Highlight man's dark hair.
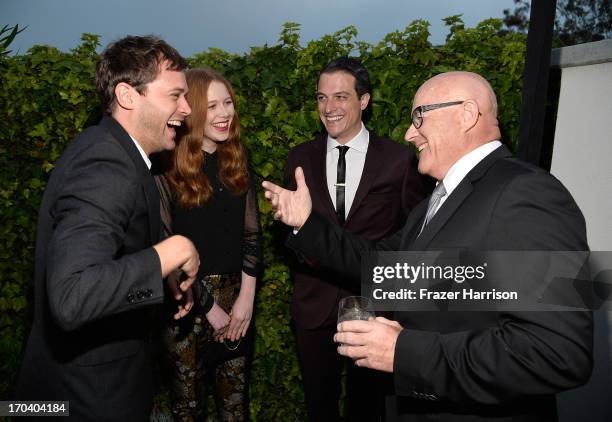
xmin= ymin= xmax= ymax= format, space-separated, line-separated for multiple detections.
xmin=319 ymin=57 xmax=371 ymax=97
xmin=95 ymin=35 xmax=188 ymax=114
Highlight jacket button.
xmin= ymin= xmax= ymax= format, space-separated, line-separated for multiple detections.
xmin=145 ymin=289 xmax=153 ymax=298
xmin=127 ymin=293 xmax=135 ymax=303
xmin=136 ymin=290 xmax=144 ymax=299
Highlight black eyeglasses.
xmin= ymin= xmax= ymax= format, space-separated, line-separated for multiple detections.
xmin=411 ymin=101 xmax=464 ymax=129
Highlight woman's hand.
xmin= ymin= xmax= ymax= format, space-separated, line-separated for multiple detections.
xmin=225 ymin=272 xmax=256 ymax=342
xmin=205 ymin=302 xmax=230 ymax=342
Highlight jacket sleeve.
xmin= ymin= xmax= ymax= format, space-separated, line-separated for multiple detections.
xmin=286 ymin=211 xmax=404 ymax=281
xmin=46 ymin=140 xmax=164 ymax=331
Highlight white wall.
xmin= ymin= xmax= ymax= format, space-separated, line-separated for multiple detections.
xmin=549 ymin=40 xmax=612 ymax=422
xmin=551 ymin=61 xmax=612 ymax=252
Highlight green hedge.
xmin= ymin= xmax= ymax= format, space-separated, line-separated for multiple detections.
xmin=0 ymin=18 xmax=525 ymax=420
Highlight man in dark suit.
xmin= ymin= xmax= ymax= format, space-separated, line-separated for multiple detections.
xmin=285 ymin=57 xmax=425 ymax=421
xmin=263 ymin=71 xmax=593 ymax=421
xmin=16 ymin=36 xmax=201 ymax=420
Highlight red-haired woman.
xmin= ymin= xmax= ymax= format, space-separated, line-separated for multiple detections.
xmin=156 ymin=67 xmax=261 ymax=421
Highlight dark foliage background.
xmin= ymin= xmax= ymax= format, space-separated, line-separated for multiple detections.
xmin=502 ymin=0 xmax=612 ymax=46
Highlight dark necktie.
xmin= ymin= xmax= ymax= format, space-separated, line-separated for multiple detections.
xmin=335 ymin=145 xmax=350 ymax=224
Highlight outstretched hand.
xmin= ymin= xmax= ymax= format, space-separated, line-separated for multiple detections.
xmin=262 ymin=167 xmax=312 ymax=229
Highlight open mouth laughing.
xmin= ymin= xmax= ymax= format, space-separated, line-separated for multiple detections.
xmin=212 ymin=121 xmax=230 ymax=131
xmin=325 ymin=115 xmax=343 ymax=122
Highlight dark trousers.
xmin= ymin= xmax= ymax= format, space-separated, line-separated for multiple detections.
xmin=295 ymin=321 xmax=385 ymax=422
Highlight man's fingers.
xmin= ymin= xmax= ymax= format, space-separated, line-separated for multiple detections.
xmin=179 ymin=276 xmax=195 ymax=292
xmin=337 ymin=319 xmax=372 ymax=333
xmin=173 ymin=304 xmax=188 ymax=320
xmin=166 ymin=278 xmax=182 ymax=301
xmin=184 ymin=287 xmax=193 ymax=312
xmin=334 ymin=331 xmax=366 ymax=346
xmin=337 ymin=344 xmax=368 ymax=360
xmin=375 ymin=316 xmax=401 ymax=328
xmin=353 ymin=357 xmax=369 ymax=368
xmin=262 ymin=180 xmax=283 ymax=194
xmin=172 ymin=287 xmax=194 ymax=320
xmin=295 ymin=167 xmax=306 ymax=190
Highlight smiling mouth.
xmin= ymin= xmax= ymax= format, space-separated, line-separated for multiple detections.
xmin=212 ymin=121 xmax=229 ymax=130
xmin=417 ymin=143 xmax=428 ymax=152
xmin=325 ymin=115 xmax=343 ymax=122
xmin=167 ymin=119 xmax=183 ymax=128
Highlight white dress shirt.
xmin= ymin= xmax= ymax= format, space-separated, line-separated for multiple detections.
xmin=432 ymin=140 xmax=502 ymax=214
xmin=129 ymin=135 xmax=152 ymax=170
xmin=326 ymin=123 xmax=369 ymax=219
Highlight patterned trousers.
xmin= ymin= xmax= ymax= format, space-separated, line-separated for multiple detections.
xmin=161 ymin=273 xmax=248 ymax=422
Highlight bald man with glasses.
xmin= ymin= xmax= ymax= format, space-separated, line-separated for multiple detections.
xmin=262 ymin=71 xmax=593 ymax=422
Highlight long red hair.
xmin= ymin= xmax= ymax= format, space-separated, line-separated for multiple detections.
xmin=166 ymin=67 xmax=249 ymax=207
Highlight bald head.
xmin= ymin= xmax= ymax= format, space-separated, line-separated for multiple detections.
xmin=417 ymin=71 xmax=498 ymax=119
xmin=404 ymin=71 xmax=502 ymax=180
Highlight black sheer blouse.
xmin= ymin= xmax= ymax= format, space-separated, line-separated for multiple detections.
xmin=171 ymin=151 xmax=262 ymax=281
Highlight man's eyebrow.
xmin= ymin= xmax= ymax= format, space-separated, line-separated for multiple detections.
xmin=316 ymin=91 xmax=352 ymax=96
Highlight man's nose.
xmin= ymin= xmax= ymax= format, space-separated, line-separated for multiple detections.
xmin=325 ymin=98 xmax=338 ymax=114
xmin=179 ymin=96 xmax=191 ymax=116
xmin=404 ymin=124 xmax=417 ymax=143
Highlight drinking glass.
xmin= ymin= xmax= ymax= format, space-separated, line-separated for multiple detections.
xmin=337 ymin=296 xmax=375 ymax=324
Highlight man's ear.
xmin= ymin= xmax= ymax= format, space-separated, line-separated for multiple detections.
xmin=114 ymin=82 xmax=137 ymax=110
xmin=360 ymin=93 xmax=371 ymax=110
xmin=461 ymin=99 xmax=480 ymax=131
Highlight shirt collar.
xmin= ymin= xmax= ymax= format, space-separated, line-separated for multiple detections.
xmin=326 ymin=122 xmax=369 ymax=153
xmin=129 ymin=135 xmax=152 ymax=170
xmin=441 ymin=140 xmax=502 ymax=196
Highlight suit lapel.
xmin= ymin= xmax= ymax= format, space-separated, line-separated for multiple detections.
xmin=410 ymin=144 xmax=512 ymax=250
xmin=100 ymin=116 xmax=161 ymax=244
xmin=411 ymin=182 xmax=473 ymax=250
xmin=399 ymin=199 xmax=428 ymax=248
xmin=345 ymin=133 xmax=384 ymax=224
xmin=143 ymin=175 xmax=162 ymax=243
xmin=309 ymin=133 xmax=339 ymax=222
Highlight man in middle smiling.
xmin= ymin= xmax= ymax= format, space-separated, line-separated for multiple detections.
xmin=284 ymin=57 xmax=426 ymax=421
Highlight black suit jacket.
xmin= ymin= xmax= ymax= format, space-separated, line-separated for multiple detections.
xmin=16 ymin=116 xmax=165 ymax=420
xmin=285 ymin=131 xmax=425 ymax=328
xmin=287 ymin=145 xmax=593 ymax=421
